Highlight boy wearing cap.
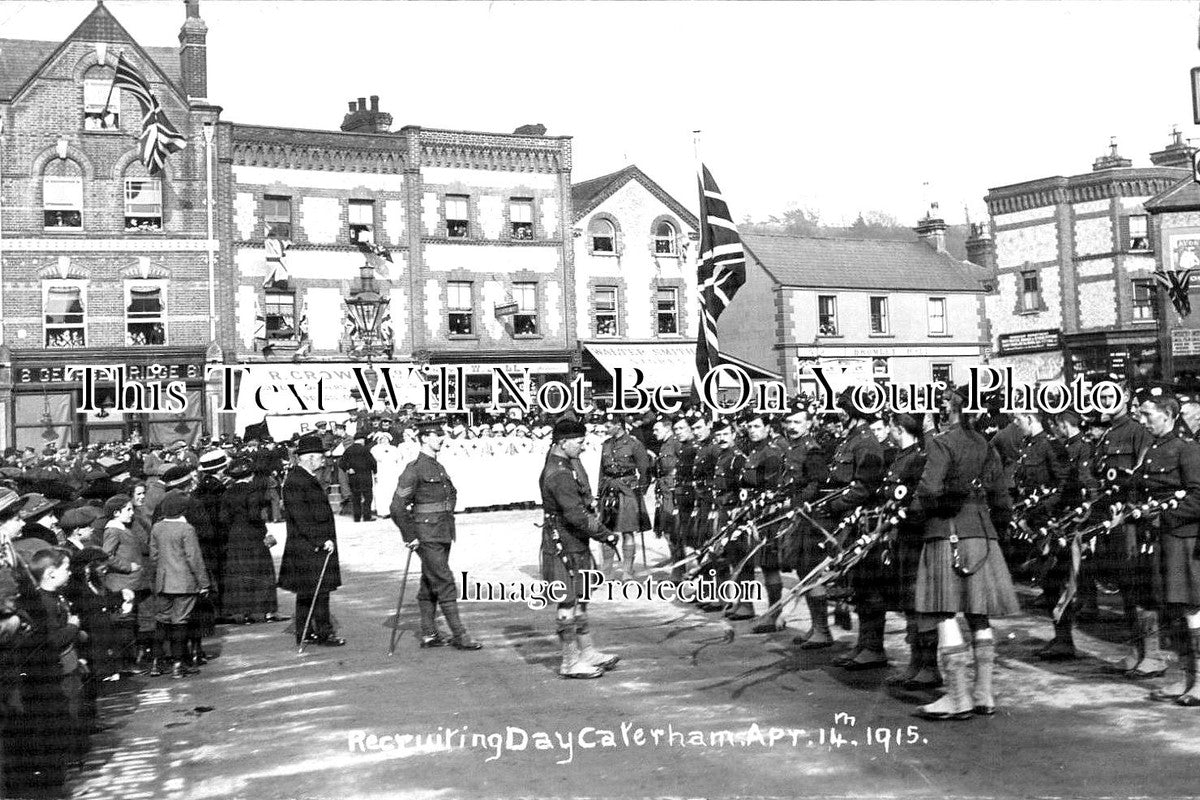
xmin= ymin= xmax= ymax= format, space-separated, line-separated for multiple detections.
xmin=391 ymin=419 xmax=481 ymax=650
xmin=149 ymin=491 xmax=210 ymax=678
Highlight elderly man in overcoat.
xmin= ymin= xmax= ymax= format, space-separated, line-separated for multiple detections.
xmin=278 ymin=436 xmax=344 ymax=647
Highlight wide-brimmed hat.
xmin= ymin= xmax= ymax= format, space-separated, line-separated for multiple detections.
xmin=198 ymin=450 xmax=229 ymax=474
xmin=18 ymin=492 xmax=58 ymax=521
xmin=225 ymin=458 xmax=254 ymax=480
xmin=162 ymin=464 xmax=195 ymax=489
xmin=295 ymin=436 xmax=325 ymax=456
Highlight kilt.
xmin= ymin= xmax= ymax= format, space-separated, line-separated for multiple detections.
xmin=849 ymin=547 xmax=892 ymax=608
xmin=540 ymin=548 xmax=595 ymax=606
xmin=1151 ymin=533 xmax=1200 ymax=607
xmin=914 ymin=537 xmax=1020 ymax=616
xmin=788 ymin=515 xmax=837 ymax=578
xmin=886 ymin=534 xmax=923 ymax=612
xmin=601 ymin=482 xmax=650 ymax=533
xmin=753 ymin=536 xmax=782 ymax=571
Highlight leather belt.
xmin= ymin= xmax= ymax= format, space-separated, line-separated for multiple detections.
xmin=413 ymin=502 xmax=454 ymax=513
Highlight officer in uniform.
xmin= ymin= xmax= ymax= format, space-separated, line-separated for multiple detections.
xmin=735 ymin=413 xmax=785 ymax=632
xmin=670 ymin=416 xmax=698 ymax=581
xmin=1093 ymin=383 xmax=1160 ymax=676
xmin=650 ymin=417 xmax=683 ymax=575
xmin=540 ymin=419 xmax=621 ymax=679
xmin=796 ymin=396 xmax=884 ymax=649
xmin=391 ymin=418 xmax=481 ymax=650
xmin=778 ymin=404 xmax=826 ymax=590
xmin=598 ymin=413 xmax=651 ymax=578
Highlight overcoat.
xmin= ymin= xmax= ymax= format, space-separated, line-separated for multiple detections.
xmin=278 ymin=465 xmax=342 ymax=593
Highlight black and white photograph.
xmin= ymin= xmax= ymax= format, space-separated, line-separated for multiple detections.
xmin=2 ymin=0 xmax=1200 ymax=797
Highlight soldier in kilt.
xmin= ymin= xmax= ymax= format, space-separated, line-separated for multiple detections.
xmin=880 ymin=414 xmax=937 ymax=687
xmin=689 ymin=416 xmax=718 ymax=552
xmin=708 ymin=420 xmax=746 ymax=615
xmin=540 ymin=419 xmax=621 ymax=679
xmin=650 ymin=417 xmax=683 ymax=576
xmin=734 ymin=413 xmax=785 ymax=633
xmin=1132 ymin=392 xmax=1200 ymax=706
xmin=1093 ymin=384 xmax=1162 ymax=676
xmin=670 ymin=417 xmax=698 ymax=581
xmin=913 ymin=393 xmax=1019 ymax=721
xmin=598 ymin=414 xmax=651 ymax=578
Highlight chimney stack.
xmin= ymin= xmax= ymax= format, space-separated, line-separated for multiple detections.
xmin=966 ymin=221 xmax=997 ymax=273
xmin=1093 ymin=136 xmax=1132 ymax=171
xmin=341 ymin=94 xmax=393 ymax=133
xmin=178 ymin=0 xmax=208 ymax=100
xmin=914 ymin=202 xmax=947 ymax=255
xmin=1150 ymin=126 xmax=1196 ymax=169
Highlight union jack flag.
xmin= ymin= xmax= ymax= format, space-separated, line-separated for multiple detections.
xmin=1154 ymin=268 xmax=1195 ymax=317
xmin=109 ymin=53 xmax=186 ymax=176
xmin=694 ymin=164 xmax=746 ymax=389
xmin=355 ymin=237 xmax=393 ymax=279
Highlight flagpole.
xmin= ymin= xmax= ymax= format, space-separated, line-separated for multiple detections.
xmin=691 ymin=130 xmax=706 ymax=404
xmin=100 ymin=50 xmax=121 ymax=123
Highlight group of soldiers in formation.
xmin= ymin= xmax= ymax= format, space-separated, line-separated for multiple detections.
xmin=535 ymin=383 xmax=1200 ymax=723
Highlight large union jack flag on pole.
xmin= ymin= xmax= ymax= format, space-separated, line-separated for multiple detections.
xmin=1155 ymin=268 xmax=1195 ymax=317
xmin=108 ymin=53 xmax=187 ymax=176
xmin=694 ymin=163 xmax=747 ymax=390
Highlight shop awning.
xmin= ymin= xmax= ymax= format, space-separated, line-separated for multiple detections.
xmin=583 ymin=342 xmax=782 ymax=390
xmin=584 ymin=342 xmax=697 ymax=391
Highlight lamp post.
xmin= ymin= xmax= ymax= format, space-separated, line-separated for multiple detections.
xmin=344 ymin=263 xmax=389 ymax=362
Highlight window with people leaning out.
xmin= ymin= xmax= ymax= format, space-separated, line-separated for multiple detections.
xmin=655 ymin=220 xmax=678 ymax=255
xmin=594 ymin=286 xmax=618 ymax=336
xmin=126 ymin=283 xmax=166 ymax=346
xmin=510 ymin=198 xmax=533 ymax=240
xmin=349 ymin=199 xmax=374 ymax=243
xmin=43 ymin=160 xmax=83 ymax=229
xmin=263 ymin=195 xmax=292 ymax=239
xmin=869 ymin=296 xmax=889 ymax=335
xmin=265 ymin=291 xmax=296 ymax=340
xmin=446 ymin=195 xmax=470 ymax=238
xmin=45 ymin=284 xmax=86 ymax=348
xmin=512 ymin=283 xmax=538 ymax=335
xmin=657 ymin=286 xmax=679 ymax=335
xmin=818 ymin=295 xmax=838 ymax=336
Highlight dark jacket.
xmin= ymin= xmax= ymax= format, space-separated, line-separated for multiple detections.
xmin=390 ymin=452 xmax=456 ymax=544
xmin=339 ymin=442 xmax=378 ymax=491
xmin=1133 ymin=430 xmax=1200 ymax=538
xmin=278 ymin=465 xmax=341 ymax=593
xmin=540 ymin=453 xmax=612 ymax=556
xmin=824 ymin=422 xmax=885 ymax=516
xmin=913 ymin=424 xmax=1009 ymax=541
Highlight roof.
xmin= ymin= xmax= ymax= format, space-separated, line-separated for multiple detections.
xmin=0 ymin=4 xmax=182 ymax=102
xmin=742 ymin=232 xmax=991 ymax=292
xmin=1146 ymin=176 xmax=1200 ymax=214
xmin=571 ymin=165 xmax=698 ymax=228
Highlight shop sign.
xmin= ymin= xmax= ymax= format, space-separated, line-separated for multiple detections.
xmin=997 ymin=329 xmax=1062 ymax=356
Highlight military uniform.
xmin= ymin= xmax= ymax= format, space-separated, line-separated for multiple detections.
xmin=599 ymin=432 xmax=651 ymax=533
xmin=672 ymin=436 xmax=697 ymax=572
xmin=1012 ymin=430 xmax=1069 ymax=526
xmin=540 ymin=453 xmax=617 ymax=603
xmin=1093 ymin=413 xmax=1153 ymax=600
xmin=690 ymin=436 xmax=719 ymax=550
xmin=391 ymin=451 xmax=477 ymax=648
xmin=779 ymin=432 xmax=827 ymax=570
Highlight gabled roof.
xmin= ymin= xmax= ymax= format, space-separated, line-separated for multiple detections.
xmin=571 ymin=165 xmax=698 ymax=228
xmin=742 ymin=232 xmax=991 ymax=292
xmin=1146 ymin=176 xmax=1200 ymax=214
xmin=1 ymin=3 xmax=183 ymax=103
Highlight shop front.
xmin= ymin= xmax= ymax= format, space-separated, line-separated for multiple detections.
xmin=4 ymin=347 xmax=210 ymax=450
xmin=426 ymin=350 xmax=575 ymax=413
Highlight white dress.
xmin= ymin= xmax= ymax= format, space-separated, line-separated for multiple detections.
xmin=371 ymin=441 xmax=403 ymax=516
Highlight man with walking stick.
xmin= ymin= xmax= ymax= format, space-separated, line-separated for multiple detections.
xmin=279 ymin=436 xmax=345 ymax=648
xmin=391 ymin=418 xmax=482 ymax=651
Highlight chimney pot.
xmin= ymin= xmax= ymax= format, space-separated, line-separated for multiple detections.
xmin=348 ymin=101 xmax=356 ymax=112
xmin=358 ymin=97 xmax=367 ymax=111
xmin=370 ymin=95 xmax=379 ymax=111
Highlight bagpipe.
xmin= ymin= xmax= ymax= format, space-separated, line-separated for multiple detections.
xmin=1006 ymin=484 xmax=1059 ymax=541
xmin=753 ymin=484 xmax=914 ymax=622
xmin=1046 ymin=489 xmax=1185 ymax=622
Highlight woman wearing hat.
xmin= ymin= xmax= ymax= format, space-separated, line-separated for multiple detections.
xmin=100 ymin=494 xmax=147 ymax=672
xmin=219 ymin=458 xmax=280 ymax=624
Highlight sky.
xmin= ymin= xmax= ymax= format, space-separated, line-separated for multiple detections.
xmin=3 ymin=0 xmax=1200 ymax=227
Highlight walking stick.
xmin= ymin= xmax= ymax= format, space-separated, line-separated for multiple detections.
xmin=387 ymin=547 xmax=416 ymax=657
xmin=640 ymin=530 xmax=648 ymax=570
xmin=297 ymin=549 xmax=334 ymax=654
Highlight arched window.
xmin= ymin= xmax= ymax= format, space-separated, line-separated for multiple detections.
xmin=588 ymin=217 xmax=615 ymax=254
xmin=43 ymin=160 xmax=83 ymax=229
xmin=654 ymin=220 xmax=678 ymax=256
xmin=123 ymin=162 xmax=163 ymax=231
xmin=82 ymin=65 xmax=120 ymax=131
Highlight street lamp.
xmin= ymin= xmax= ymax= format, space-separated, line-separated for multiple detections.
xmin=344 ymin=263 xmax=390 ymax=361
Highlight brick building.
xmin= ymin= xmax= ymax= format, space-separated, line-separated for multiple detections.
xmin=221 ymin=106 xmax=577 ymax=425
xmin=982 ymin=136 xmax=1191 ymax=384
xmin=1142 ymin=156 xmax=1200 ymax=382
xmin=719 ymin=213 xmax=992 ymax=397
xmin=0 ymin=1 xmax=222 ymax=449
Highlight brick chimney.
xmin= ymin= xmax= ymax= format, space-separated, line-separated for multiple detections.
xmin=178 ymin=0 xmax=208 ymax=100
xmin=1093 ymin=136 xmax=1132 ymax=171
xmin=914 ymin=202 xmax=947 ymax=254
xmin=340 ymin=95 xmax=393 ymax=133
xmin=1150 ymin=127 xmax=1195 ymax=168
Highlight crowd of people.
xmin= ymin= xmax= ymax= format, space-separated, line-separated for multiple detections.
xmin=4 ymin=380 xmax=1200 ymax=788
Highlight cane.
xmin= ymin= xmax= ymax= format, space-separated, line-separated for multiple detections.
xmin=297 ymin=548 xmax=334 ymax=654
xmin=640 ymin=530 xmax=648 ymax=570
xmin=387 ymin=547 xmax=415 ymax=657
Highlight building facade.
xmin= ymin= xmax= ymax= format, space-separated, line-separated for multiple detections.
xmin=982 ymin=137 xmax=1191 ymax=384
xmin=570 ymin=166 xmax=707 ymax=397
xmin=0 ymin=1 xmax=222 ymax=450
xmin=721 ymin=218 xmax=992 ymax=398
xmin=1143 ymin=168 xmax=1200 ymax=382
xmin=221 ymin=110 xmax=576 ymax=423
